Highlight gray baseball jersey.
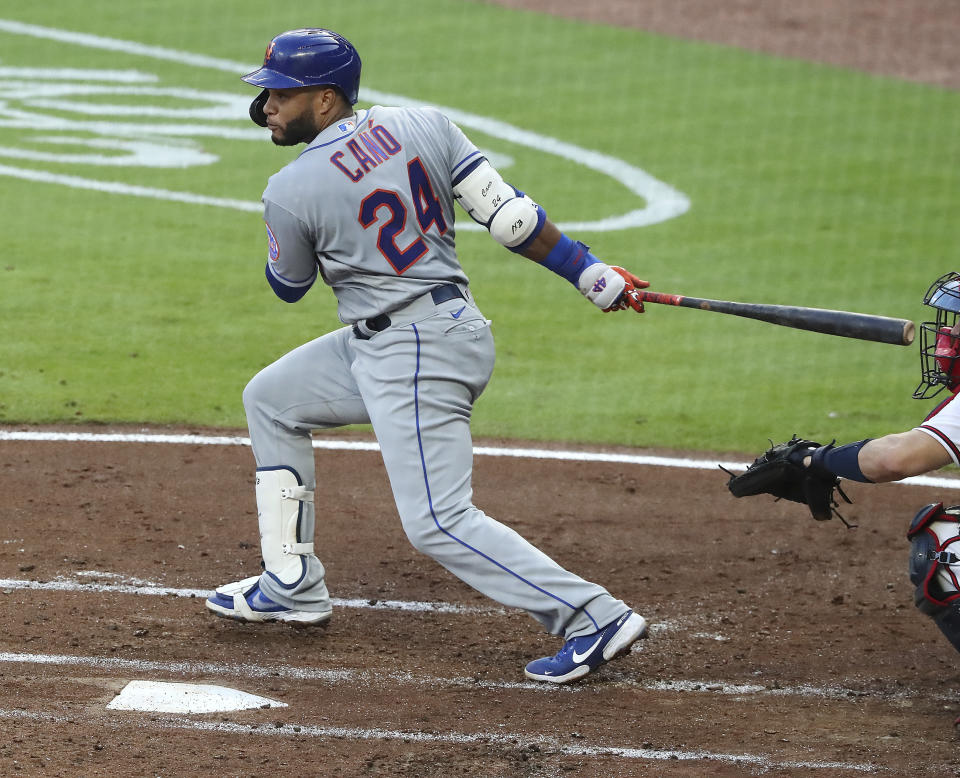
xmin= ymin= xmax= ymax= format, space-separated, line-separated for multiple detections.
xmin=262 ymin=106 xmax=474 ymax=323
xmin=243 ymin=104 xmax=629 ymax=640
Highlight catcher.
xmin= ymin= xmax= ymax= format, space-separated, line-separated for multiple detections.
xmin=726 ymin=271 xmax=960 ymax=694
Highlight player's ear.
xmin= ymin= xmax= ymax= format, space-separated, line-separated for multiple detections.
xmin=313 ymin=85 xmax=342 ymax=110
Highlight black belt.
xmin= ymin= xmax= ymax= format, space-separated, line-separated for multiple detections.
xmin=352 ymin=284 xmax=465 ymax=340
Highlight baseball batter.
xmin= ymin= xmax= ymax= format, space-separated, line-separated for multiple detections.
xmin=205 ymin=28 xmax=649 ymax=683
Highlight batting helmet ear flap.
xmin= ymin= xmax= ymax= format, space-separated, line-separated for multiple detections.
xmin=249 ymin=89 xmax=269 ymax=127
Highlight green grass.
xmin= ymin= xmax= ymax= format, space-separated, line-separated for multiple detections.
xmin=0 ymin=1 xmax=957 ymax=451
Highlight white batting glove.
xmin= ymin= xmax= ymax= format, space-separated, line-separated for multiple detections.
xmin=577 ymin=264 xmax=649 ymax=312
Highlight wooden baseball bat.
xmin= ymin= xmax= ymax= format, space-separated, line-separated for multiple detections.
xmin=633 ymin=290 xmax=915 ymax=346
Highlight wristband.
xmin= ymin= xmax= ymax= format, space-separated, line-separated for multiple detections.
xmin=813 ymin=439 xmax=874 ymax=483
xmin=540 ymin=234 xmax=600 ymax=286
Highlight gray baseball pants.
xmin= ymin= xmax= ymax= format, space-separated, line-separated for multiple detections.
xmin=241 ymin=287 xmax=628 ymax=639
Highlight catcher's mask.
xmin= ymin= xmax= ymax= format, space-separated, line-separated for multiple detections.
xmin=914 ymin=271 xmax=960 ymax=400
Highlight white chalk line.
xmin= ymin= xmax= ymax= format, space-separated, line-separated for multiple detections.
xmin=0 ymin=707 xmax=875 ymax=772
xmin=0 ymin=568 xmax=905 ymax=772
xmin=0 ymin=572 xmax=679 ymax=637
xmin=2 ymin=428 xmax=959 ymax=489
xmin=0 ymin=163 xmax=262 ymax=210
xmin=0 ymin=646 xmax=943 ymax=704
xmin=0 ymin=575 xmax=495 ymax=616
xmin=0 ymin=574 xmax=949 ymax=704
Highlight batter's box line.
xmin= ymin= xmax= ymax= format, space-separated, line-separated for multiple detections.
xmin=0 ymin=575 xmax=502 ymax=616
xmin=0 ymin=573 xmax=680 ymax=640
xmin=1 ymin=575 xmax=947 ymax=703
xmin=0 ymin=706 xmax=878 ymax=772
xmin=3 ymin=575 xmax=943 ymax=704
xmin=0 ymin=648 xmax=950 ymax=705
xmin=0 ymin=649 xmax=564 ymax=693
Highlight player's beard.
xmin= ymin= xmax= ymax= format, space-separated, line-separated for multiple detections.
xmin=271 ymin=113 xmax=320 ymax=147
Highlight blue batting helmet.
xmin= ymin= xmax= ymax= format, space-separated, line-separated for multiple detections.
xmin=243 ymin=28 xmax=362 ymax=103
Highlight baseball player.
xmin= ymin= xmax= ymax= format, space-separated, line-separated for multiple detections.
xmin=204 ymin=28 xmax=649 ymax=683
xmin=785 ymin=273 xmax=960 ymax=488
xmin=730 ymin=272 xmax=960 ymax=674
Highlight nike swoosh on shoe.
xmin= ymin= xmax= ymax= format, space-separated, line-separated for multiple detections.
xmin=571 ymin=635 xmax=604 ymax=663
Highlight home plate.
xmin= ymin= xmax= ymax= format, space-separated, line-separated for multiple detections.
xmin=107 ymin=680 xmax=287 ymax=713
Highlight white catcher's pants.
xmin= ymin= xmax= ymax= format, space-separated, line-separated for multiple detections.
xmin=242 ymin=289 xmax=628 ymax=638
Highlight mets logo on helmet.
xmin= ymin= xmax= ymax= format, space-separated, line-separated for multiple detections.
xmin=264 ymin=40 xmax=276 ymax=64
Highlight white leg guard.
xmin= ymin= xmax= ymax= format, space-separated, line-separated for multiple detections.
xmin=256 ymin=466 xmax=315 ymax=587
xmin=214 ymin=575 xmax=260 ymax=598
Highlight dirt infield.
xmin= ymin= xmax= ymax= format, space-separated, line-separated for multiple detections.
xmin=1 ymin=427 xmax=959 ymax=776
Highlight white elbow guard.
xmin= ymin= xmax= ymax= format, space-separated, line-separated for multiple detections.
xmin=453 ymin=159 xmax=545 ymax=250
xmin=489 ymin=195 xmax=544 ymax=249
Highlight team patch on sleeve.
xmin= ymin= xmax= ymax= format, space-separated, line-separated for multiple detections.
xmin=265 ymin=222 xmax=279 ymax=261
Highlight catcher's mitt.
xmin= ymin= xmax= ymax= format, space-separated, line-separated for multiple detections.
xmin=723 ymin=436 xmax=853 ymax=525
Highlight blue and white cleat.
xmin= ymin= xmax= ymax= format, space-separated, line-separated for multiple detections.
xmin=205 ymin=575 xmax=332 ymax=625
xmin=524 ymin=610 xmax=648 ymax=683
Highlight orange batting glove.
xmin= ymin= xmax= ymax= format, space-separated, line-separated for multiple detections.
xmin=603 ymin=267 xmax=650 ymax=313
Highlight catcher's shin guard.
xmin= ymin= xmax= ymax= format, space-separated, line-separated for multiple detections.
xmin=256 ymin=465 xmax=315 ymax=588
xmin=908 ymin=502 xmax=960 ymax=653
